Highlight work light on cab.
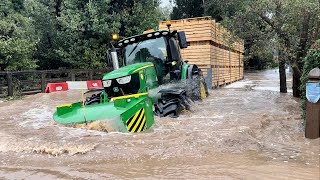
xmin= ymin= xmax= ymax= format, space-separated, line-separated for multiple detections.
xmin=112 ymin=33 xmax=119 ymax=41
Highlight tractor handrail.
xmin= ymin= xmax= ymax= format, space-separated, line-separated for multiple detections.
xmin=111 ymin=93 xmax=148 ymax=101
xmin=133 ymin=64 xmax=154 ymax=73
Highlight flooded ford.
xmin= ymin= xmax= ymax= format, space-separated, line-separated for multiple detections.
xmin=0 ymin=70 xmax=319 ymax=179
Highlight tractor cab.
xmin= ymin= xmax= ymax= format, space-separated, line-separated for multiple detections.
xmin=117 ymin=29 xmax=188 ymax=83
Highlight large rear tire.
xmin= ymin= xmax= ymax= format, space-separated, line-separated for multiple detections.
xmin=186 ymin=65 xmax=208 ymax=101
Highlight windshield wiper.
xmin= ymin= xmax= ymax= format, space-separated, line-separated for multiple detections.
xmin=127 ymin=41 xmax=142 ymax=58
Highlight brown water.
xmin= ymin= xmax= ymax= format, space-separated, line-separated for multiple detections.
xmin=0 ymin=69 xmax=319 ymax=179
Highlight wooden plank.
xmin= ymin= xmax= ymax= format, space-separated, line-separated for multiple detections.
xmin=41 ymin=72 xmax=46 ymax=93
xmin=21 ymin=90 xmax=42 ymax=95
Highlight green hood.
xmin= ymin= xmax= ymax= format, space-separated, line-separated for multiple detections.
xmin=102 ymin=62 xmax=153 ymax=80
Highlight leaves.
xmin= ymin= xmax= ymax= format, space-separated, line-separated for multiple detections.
xmin=0 ymin=0 xmax=162 ymax=70
xmin=300 ymin=40 xmax=320 ymax=120
xmin=0 ymin=0 xmax=37 ymax=71
xmin=171 ymin=0 xmax=204 ymax=20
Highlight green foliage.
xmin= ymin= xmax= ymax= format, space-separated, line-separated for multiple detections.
xmin=300 ymin=40 xmax=320 ymax=120
xmin=54 ymin=0 xmax=120 ymax=69
xmin=0 ymin=0 xmax=162 ymax=70
xmin=24 ymin=0 xmax=68 ymax=69
xmin=204 ymin=0 xmax=246 ymax=22
xmin=171 ymin=0 xmax=204 ymax=20
xmin=119 ymin=0 xmax=163 ymax=37
xmin=207 ymin=0 xmax=319 ymax=72
xmin=204 ymin=0 xmax=276 ymax=69
xmin=54 ymin=0 xmax=161 ymax=69
xmin=0 ymin=0 xmax=37 ymax=71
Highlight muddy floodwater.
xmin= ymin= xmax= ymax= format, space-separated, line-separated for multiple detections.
xmin=0 ymin=69 xmax=319 ymax=179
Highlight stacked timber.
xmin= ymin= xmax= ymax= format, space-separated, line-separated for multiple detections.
xmin=159 ymin=16 xmax=244 ymax=87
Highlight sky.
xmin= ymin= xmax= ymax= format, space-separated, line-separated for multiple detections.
xmin=161 ymin=0 xmax=172 ymax=7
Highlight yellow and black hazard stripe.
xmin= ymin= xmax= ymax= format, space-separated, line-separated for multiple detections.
xmin=126 ymin=108 xmax=146 ymax=133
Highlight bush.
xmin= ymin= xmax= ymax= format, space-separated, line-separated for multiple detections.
xmin=300 ymin=40 xmax=320 ymax=122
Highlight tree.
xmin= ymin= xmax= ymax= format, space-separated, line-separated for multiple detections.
xmin=116 ymin=0 xmax=163 ymax=37
xmin=204 ymin=0 xmax=276 ymax=72
xmin=0 ymin=0 xmax=37 ymax=71
xmin=54 ymin=0 xmax=120 ymax=69
xmin=23 ymin=0 xmax=162 ymax=70
xmin=159 ymin=4 xmax=172 ymax=20
xmin=211 ymin=0 xmax=320 ymax=97
xmin=204 ymin=0 xmax=246 ymax=22
xmin=171 ymin=0 xmax=204 ymax=20
xmin=300 ymin=40 xmax=320 ymax=120
xmin=255 ymin=0 xmax=319 ymax=97
xmin=25 ymin=0 xmax=69 ymax=69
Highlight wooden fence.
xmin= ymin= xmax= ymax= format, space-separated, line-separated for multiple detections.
xmin=0 ymin=69 xmax=112 ymax=97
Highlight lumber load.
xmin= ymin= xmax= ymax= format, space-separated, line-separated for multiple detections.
xmin=159 ymin=16 xmax=244 ymax=87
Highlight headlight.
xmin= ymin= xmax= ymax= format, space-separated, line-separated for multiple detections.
xmin=103 ymin=80 xmax=112 ymax=87
xmin=116 ymin=75 xmax=131 ymax=84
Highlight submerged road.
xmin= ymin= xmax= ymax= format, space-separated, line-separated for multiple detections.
xmin=0 ymin=69 xmax=319 ymax=179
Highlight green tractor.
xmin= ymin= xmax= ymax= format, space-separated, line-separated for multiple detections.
xmin=53 ymin=22 xmax=208 ymax=133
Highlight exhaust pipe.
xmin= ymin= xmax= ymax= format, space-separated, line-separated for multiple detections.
xmin=111 ymin=45 xmax=119 ymax=70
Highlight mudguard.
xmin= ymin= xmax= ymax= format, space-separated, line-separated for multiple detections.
xmin=154 ymin=89 xmax=191 ymax=117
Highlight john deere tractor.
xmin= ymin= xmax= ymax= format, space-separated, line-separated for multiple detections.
xmin=53 ymin=22 xmax=208 ymax=133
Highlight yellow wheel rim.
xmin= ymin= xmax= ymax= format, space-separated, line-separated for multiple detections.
xmin=200 ymin=81 xmax=206 ymax=99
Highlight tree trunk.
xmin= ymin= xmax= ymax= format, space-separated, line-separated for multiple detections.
xmin=54 ymin=0 xmax=62 ymax=17
xmin=275 ymin=2 xmax=286 ymax=93
xmin=279 ymin=51 xmax=287 ymax=93
xmin=54 ymin=0 xmax=62 ymax=31
xmin=292 ymin=12 xmax=311 ymax=98
xmin=292 ymin=68 xmax=301 ymax=97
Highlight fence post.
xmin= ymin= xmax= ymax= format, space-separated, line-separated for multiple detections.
xmin=239 ymin=52 xmax=241 ymax=80
xmin=89 ymin=70 xmax=93 ymax=80
xmin=41 ymin=72 xmax=46 ymax=92
xmin=7 ymin=72 xmax=13 ymax=96
xmin=0 ymin=79 xmax=1 ymax=96
xmin=70 ymin=70 xmax=76 ymax=81
xmin=229 ymin=47 xmax=231 ymax=82
xmin=305 ymin=68 xmax=320 ymax=139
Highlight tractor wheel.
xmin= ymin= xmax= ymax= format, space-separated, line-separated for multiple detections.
xmin=84 ymin=93 xmax=101 ymax=105
xmin=154 ymin=99 xmax=182 ymax=118
xmin=186 ymin=65 xmax=208 ymax=101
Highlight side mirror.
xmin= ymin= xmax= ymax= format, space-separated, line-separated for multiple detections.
xmin=177 ymin=31 xmax=188 ymax=49
xmin=169 ymin=38 xmax=180 ymax=61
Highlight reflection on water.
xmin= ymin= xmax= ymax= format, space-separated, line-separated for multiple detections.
xmin=0 ymin=69 xmax=319 ymax=179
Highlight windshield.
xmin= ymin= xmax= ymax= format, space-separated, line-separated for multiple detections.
xmin=124 ymin=37 xmax=167 ymax=65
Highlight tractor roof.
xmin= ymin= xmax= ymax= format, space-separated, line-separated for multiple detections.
xmin=102 ymin=62 xmax=154 ymax=80
xmin=118 ymin=30 xmax=170 ymax=47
